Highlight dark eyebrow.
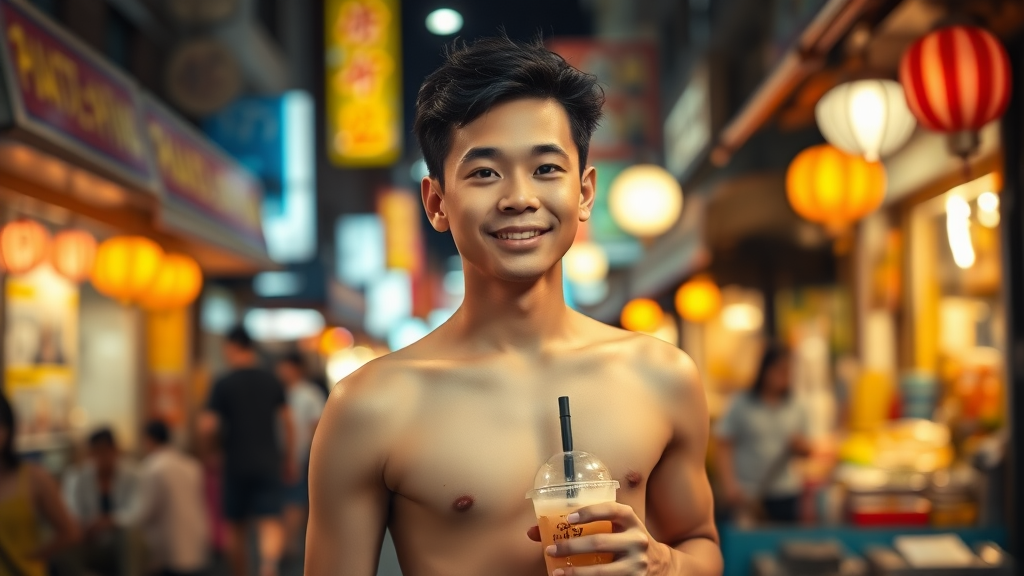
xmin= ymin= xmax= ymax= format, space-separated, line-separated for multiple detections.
xmin=532 ymin=144 xmax=570 ymax=160
xmin=460 ymin=147 xmax=500 ymax=164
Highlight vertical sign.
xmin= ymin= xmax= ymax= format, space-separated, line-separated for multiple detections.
xmin=4 ymin=263 xmax=78 ymax=449
xmin=325 ymin=0 xmax=402 ymax=167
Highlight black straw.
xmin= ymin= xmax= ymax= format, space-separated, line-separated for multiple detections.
xmin=558 ymin=396 xmax=575 ymax=495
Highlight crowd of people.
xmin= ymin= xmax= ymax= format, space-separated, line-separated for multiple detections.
xmin=0 ymin=326 xmax=325 ymax=576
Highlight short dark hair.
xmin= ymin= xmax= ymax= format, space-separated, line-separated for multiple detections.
xmin=278 ymin=351 xmax=305 ymax=371
xmin=0 ymin=392 xmax=21 ymax=469
xmin=144 ymin=420 xmax=170 ymax=445
xmin=88 ymin=427 xmax=116 ymax=449
xmin=414 ymin=34 xmax=604 ymax=187
xmin=225 ymin=325 xmax=254 ymax=351
xmin=750 ymin=342 xmax=791 ymax=400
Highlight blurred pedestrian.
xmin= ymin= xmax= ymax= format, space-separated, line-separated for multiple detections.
xmin=63 ymin=428 xmax=139 ymax=576
xmin=200 ymin=326 xmax=295 ymax=576
xmin=0 ymin=391 xmax=80 ymax=576
xmin=274 ymin=352 xmax=325 ymax=556
xmin=714 ymin=342 xmax=811 ymax=523
xmin=118 ymin=421 xmax=209 ymax=576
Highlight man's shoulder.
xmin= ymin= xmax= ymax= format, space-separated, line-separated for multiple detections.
xmin=321 ymin=354 xmax=422 ymax=436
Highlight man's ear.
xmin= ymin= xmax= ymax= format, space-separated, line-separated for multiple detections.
xmin=421 ymin=176 xmax=450 ymax=232
xmin=579 ymin=165 xmax=597 ymax=222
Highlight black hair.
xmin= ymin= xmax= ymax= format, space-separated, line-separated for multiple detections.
xmin=144 ymin=420 xmax=170 ymax=445
xmin=413 ymin=34 xmax=604 ymax=187
xmin=0 ymin=392 xmax=21 ymax=469
xmin=750 ymin=342 xmax=791 ymax=400
xmin=88 ymin=427 xmax=116 ymax=449
xmin=225 ymin=325 xmax=254 ymax=351
xmin=278 ymin=351 xmax=305 ymax=372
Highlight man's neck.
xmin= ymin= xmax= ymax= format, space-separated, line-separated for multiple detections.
xmin=451 ymin=263 xmax=575 ymax=352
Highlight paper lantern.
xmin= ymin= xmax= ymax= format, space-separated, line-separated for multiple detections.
xmin=320 ymin=327 xmax=355 ymax=356
xmin=91 ymin=236 xmax=164 ymax=303
xmin=608 ymin=165 xmax=684 ymax=238
xmin=620 ymin=298 xmax=664 ymax=332
xmin=0 ymin=218 xmax=50 ymax=274
xmin=786 ymin=144 xmax=886 ymax=232
xmin=899 ymin=25 xmax=1011 ymax=155
xmin=675 ymin=276 xmax=722 ymax=323
xmin=815 ymin=79 xmax=917 ymax=161
xmin=563 ymin=241 xmax=609 ymax=284
xmin=51 ymin=229 xmax=97 ymax=283
xmin=140 ymin=254 xmax=203 ymax=310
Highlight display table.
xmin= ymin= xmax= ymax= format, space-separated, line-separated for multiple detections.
xmin=720 ymin=524 xmax=1008 ymax=576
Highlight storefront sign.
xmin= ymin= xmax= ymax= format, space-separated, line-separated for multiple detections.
xmin=0 ymin=0 xmax=152 ymax=184
xmin=144 ymin=96 xmax=265 ymax=248
xmin=325 ymin=0 xmax=402 ymax=167
xmin=546 ymin=39 xmax=660 ymax=161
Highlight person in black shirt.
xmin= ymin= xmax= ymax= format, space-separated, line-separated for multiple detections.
xmin=200 ymin=326 xmax=295 ymax=576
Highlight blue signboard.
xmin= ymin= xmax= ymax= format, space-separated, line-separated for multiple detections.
xmin=204 ymin=91 xmax=316 ymax=264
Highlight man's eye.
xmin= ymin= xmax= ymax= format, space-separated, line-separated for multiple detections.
xmin=536 ymin=164 xmax=562 ymax=175
xmin=471 ymin=168 xmax=496 ymax=178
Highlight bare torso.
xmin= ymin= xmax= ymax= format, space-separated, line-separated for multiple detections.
xmin=313 ymin=315 xmax=694 ymax=576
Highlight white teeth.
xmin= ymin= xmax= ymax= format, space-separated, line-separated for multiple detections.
xmin=497 ymin=230 xmax=541 ymax=240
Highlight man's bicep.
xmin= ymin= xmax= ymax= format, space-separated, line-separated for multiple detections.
xmin=645 ymin=363 xmax=718 ymax=547
xmin=305 ymin=383 xmax=392 ymax=576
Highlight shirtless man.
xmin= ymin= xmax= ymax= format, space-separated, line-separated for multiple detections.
xmin=307 ymin=36 xmax=722 ymax=576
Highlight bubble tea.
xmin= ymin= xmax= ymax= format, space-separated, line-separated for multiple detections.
xmin=526 ymin=397 xmax=619 ymax=572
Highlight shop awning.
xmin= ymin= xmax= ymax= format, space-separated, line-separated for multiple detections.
xmin=0 ymin=0 xmax=274 ymax=275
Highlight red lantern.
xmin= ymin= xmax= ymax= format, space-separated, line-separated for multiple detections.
xmin=0 ymin=219 xmax=50 ymax=274
xmin=899 ymin=25 xmax=1011 ymax=155
xmin=51 ymin=229 xmax=98 ymax=283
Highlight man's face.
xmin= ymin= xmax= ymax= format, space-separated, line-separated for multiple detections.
xmin=422 ymin=98 xmax=596 ymax=282
xmin=90 ymin=443 xmax=117 ymax=473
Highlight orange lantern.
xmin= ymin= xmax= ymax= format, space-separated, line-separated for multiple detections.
xmin=139 ymin=254 xmax=203 ymax=310
xmin=675 ymin=276 xmax=722 ymax=323
xmin=0 ymin=218 xmax=50 ymax=274
xmin=51 ymin=229 xmax=97 ymax=283
xmin=91 ymin=236 xmax=164 ymax=303
xmin=899 ymin=25 xmax=1011 ymax=156
xmin=319 ymin=327 xmax=355 ymax=356
xmin=620 ymin=298 xmax=664 ymax=333
xmin=786 ymin=144 xmax=886 ymax=233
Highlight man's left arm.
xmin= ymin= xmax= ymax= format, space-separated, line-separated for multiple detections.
xmin=542 ymin=350 xmax=723 ymax=576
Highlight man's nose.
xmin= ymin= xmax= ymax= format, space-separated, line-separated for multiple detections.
xmin=497 ymin=174 xmax=541 ymax=213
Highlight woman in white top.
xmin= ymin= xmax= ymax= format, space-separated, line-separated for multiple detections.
xmin=275 ymin=352 xmax=326 ymax=556
xmin=714 ymin=343 xmax=811 ymax=523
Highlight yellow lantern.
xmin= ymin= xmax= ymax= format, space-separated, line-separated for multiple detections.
xmin=675 ymin=276 xmax=721 ymax=323
xmin=786 ymin=144 xmax=886 ymax=233
xmin=51 ymin=229 xmax=97 ymax=283
xmin=91 ymin=236 xmax=164 ymax=303
xmin=620 ymin=298 xmax=664 ymax=332
xmin=140 ymin=254 xmax=203 ymax=310
xmin=1 ymin=218 xmax=50 ymax=274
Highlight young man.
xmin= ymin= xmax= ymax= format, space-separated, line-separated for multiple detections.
xmin=120 ymin=421 xmax=209 ymax=576
xmin=274 ymin=352 xmax=325 ymax=555
xmin=200 ymin=326 xmax=296 ymax=576
xmin=307 ymin=36 xmax=721 ymax=576
xmin=63 ymin=428 xmax=139 ymax=576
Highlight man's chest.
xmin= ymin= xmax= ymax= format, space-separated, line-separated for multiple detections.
xmin=384 ymin=377 xmax=672 ymax=521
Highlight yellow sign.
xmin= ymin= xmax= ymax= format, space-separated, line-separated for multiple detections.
xmin=325 ymin=0 xmax=402 ymax=167
xmin=378 ymin=189 xmax=422 ymax=273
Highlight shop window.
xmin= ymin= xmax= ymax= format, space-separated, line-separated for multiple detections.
xmin=909 ymin=173 xmax=1005 ymax=435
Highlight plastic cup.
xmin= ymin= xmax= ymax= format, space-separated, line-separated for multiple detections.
xmin=526 ymin=451 xmax=619 ymax=572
